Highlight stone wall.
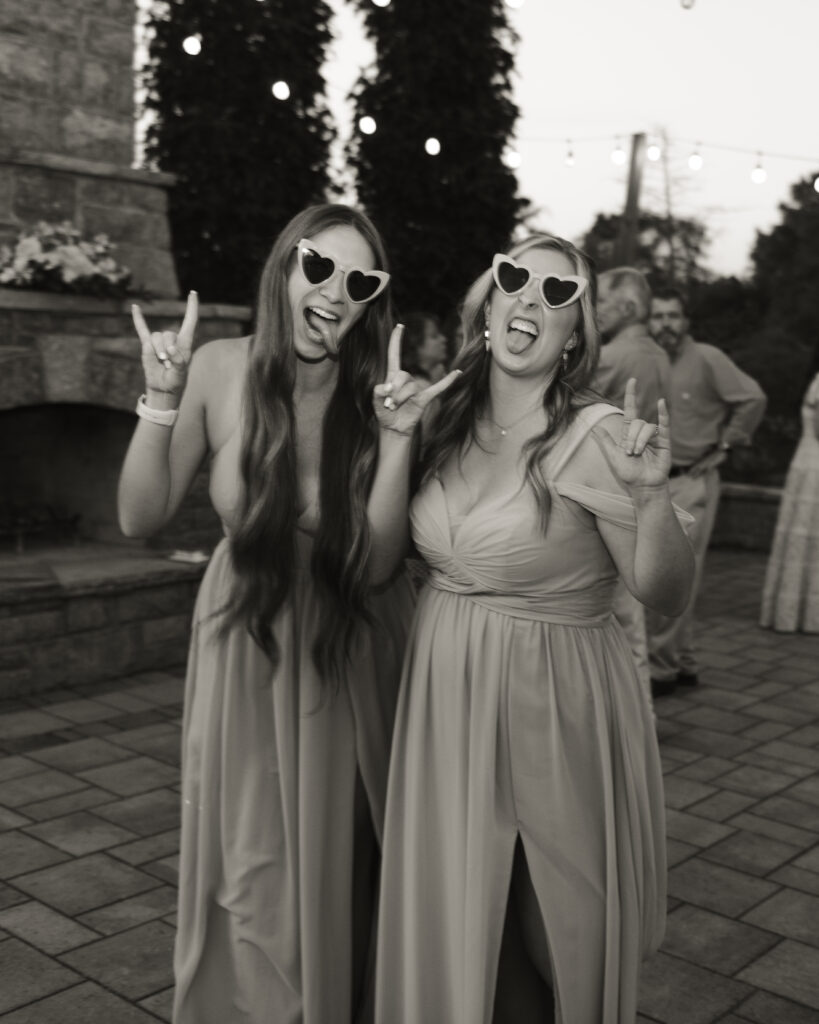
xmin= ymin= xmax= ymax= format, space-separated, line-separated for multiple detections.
xmin=0 ymin=0 xmax=135 ymax=165
xmin=0 ymin=0 xmax=181 ymax=297
xmin=711 ymin=482 xmax=781 ymax=553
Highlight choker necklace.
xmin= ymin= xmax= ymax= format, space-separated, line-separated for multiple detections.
xmin=487 ymin=398 xmax=543 ymax=437
xmin=296 ymin=350 xmax=329 ymax=364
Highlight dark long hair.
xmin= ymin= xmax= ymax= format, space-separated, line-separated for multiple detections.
xmin=226 ymin=204 xmax=394 ymax=685
xmin=421 ymin=234 xmax=601 ymax=526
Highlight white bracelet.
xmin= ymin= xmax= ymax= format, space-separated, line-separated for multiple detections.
xmin=136 ymin=394 xmax=179 ymax=427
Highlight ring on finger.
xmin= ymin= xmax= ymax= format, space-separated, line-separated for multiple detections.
xmin=384 ymin=396 xmax=395 ymax=410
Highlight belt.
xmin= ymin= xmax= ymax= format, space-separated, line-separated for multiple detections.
xmin=668 ymin=464 xmax=693 ymax=478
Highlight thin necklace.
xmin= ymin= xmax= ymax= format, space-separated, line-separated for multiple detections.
xmin=486 ymin=397 xmax=543 ymax=437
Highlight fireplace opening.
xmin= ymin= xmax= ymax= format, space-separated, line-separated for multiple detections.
xmin=1 ymin=403 xmax=137 ymax=553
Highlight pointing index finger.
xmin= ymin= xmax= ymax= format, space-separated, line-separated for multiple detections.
xmin=386 ymin=323 xmax=404 ymax=378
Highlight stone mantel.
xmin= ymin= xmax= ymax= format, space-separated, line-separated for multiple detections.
xmin=1 ymin=150 xmax=177 ymax=190
xmin=0 ymin=286 xmax=249 ymax=321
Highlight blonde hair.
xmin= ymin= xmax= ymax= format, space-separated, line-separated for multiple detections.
xmin=421 ymin=233 xmax=601 ymax=527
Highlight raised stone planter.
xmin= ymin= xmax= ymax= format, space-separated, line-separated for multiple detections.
xmin=0 ymin=153 xmax=181 ymax=298
xmin=0 ymin=551 xmax=206 ymax=698
xmin=711 ymin=482 xmax=781 ymax=553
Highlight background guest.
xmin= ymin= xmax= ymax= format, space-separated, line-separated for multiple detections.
xmin=647 ymin=286 xmax=767 ymax=696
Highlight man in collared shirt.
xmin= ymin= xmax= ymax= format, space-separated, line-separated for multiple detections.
xmin=593 ymin=267 xmax=672 ymax=701
xmin=646 ymin=287 xmax=766 ymax=696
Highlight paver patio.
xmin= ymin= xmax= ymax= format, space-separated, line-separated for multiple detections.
xmin=1 ymin=548 xmax=818 ymax=1022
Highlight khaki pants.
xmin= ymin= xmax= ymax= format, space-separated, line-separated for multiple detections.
xmin=647 ymin=468 xmax=721 ymax=683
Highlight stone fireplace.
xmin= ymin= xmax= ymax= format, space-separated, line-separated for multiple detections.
xmin=0 ymin=0 xmax=252 ymax=694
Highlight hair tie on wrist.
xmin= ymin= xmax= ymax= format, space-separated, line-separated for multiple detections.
xmin=136 ymin=394 xmax=179 ymax=426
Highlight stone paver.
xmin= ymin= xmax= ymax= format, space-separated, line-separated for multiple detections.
xmin=0 ymin=548 xmax=818 ymax=1021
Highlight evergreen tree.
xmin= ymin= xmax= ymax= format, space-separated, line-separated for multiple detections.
xmin=142 ymin=0 xmax=334 ymax=303
xmin=582 ymin=211 xmax=711 ymax=288
xmin=348 ymin=0 xmax=525 ymax=321
xmin=751 ymin=171 xmax=819 ymax=344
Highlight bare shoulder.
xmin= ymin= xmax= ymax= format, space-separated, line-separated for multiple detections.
xmin=187 ymin=336 xmax=249 ymax=398
xmin=191 ymin=335 xmax=250 ymax=378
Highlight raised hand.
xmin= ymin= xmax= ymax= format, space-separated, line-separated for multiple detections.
xmin=372 ymin=324 xmax=461 ymax=436
xmin=132 ymin=290 xmax=198 ymax=399
xmin=592 ymin=378 xmax=671 ymax=489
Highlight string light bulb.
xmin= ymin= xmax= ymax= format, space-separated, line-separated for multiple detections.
xmin=372 ymin=0 xmax=391 ymax=6
xmin=647 ymin=142 xmax=661 ymax=161
xmin=182 ymin=34 xmax=202 ymax=55
xmin=565 ymin=141 xmax=575 ymax=167
xmin=425 ymin=137 xmax=441 ymax=156
xmin=814 ymin=175 xmax=819 ymax=194
xmin=359 ymin=116 xmax=376 ymax=135
xmin=611 ymin=140 xmax=626 ymax=166
xmin=271 ymin=81 xmax=290 ymax=101
xmin=750 ymin=156 xmax=767 ymax=184
xmin=688 ymin=147 xmax=703 ymax=171
xmin=503 ymin=146 xmax=522 ymax=169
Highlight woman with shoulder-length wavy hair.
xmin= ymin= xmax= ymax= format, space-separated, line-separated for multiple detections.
xmin=118 ymin=203 xmax=458 ymax=1024
xmin=374 ymin=234 xmax=694 ymax=1024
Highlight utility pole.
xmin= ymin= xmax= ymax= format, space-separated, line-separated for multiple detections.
xmin=614 ymin=132 xmax=646 ymax=265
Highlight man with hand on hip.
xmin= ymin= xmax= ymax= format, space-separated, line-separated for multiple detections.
xmin=646 ymin=287 xmax=766 ymax=697
xmin=593 ymin=267 xmax=672 ymax=703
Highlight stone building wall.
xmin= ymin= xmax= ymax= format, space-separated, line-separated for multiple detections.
xmin=0 ymin=0 xmax=135 ymax=165
xmin=0 ymin=0 xmax=181 ymax=297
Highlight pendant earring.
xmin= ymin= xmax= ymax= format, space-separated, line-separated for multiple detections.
xmin=484 ymin=327 xmax=491 ymax=351
xmin=562 ymin=348 xmax=571 ymax=370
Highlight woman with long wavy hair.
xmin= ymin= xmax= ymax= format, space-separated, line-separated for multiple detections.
xmin=374 ymin=234 xmax=694 ymax=1024
xmin=118 ymin=204 xmax=458 ymax=1024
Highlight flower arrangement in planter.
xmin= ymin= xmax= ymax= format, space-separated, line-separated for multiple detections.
xmin=0 ymin=221 xmax=131 ymax=298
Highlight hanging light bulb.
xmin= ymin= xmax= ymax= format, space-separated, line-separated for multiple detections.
xmin=814 ymin=175 xmax=819 ymax=194
xmin=611 ymin=140 xmax=626 ymax=166
xmin=182 ymin=34 xmax=202 ymax=55
xmin=688 ymin=147 xmax=703 ymax=171
xmin=750 ymin=156 xmax=767 ymax=184
xmin=271 ymin=80 xmax=290 ymax=101
xmin=564 ymin=142 xmax=575 ymax=167
xmin=359 ymin=115 xmax=377 ymax=135
xmin=372 ymin=0 xmax=391 ymax=7
xmin=503 ymin=146 xmax=522 ymax=169
xmin=425 ymin=137 xmax=441 ymax=156
xmin=647 ymin=142 xmax=661 ymax=161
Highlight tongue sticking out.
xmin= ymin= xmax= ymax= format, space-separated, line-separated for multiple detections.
xmin=506 ymin=327 xmax=536 ymax=355
xmin=305 ymin=309 xmax=339 ymax=353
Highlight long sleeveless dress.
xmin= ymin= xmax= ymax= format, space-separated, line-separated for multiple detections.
xmin=172 ymin=456 xmax=415 ymax=1023
xmin=376 ymin=404 xmax=687 ymax=1024
xmin=760 ymin=373 xmax=819 ymax=633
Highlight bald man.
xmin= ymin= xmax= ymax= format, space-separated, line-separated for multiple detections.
xmin=593 ymin=267 xmax=672 ymax=704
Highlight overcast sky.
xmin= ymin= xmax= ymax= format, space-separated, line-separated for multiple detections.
xmin=324 ymin=0 xmax=819 ymax=278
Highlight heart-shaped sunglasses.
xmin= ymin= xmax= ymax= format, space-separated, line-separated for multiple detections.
xmin=491 ymin=254 xmax=588 ymax=309
xmin=296 ymin=239 xmax=390 ymax=304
